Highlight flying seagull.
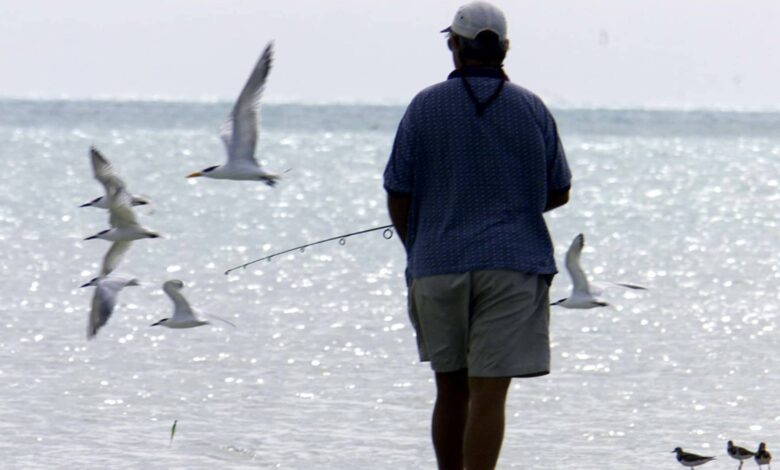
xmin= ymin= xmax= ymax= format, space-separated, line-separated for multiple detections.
xmin=672 ymin=448 xmax=715 ymax=468
xmin=186 ymin=42 xmax=286 ymax=185
xmin=81 ymin=240 xmax=133 ymax=287
xmin=84 ymin=185 xmax=159 ymax=242
xmin=81 ymin=147 xmax=149 ymax=208
xmin=552 ymin=233 xmax=646 ymax=309
xmin=82 ymin=276 xmax=140 ymax=339
xmin=151 ymin=280 xmax=235 ymax=329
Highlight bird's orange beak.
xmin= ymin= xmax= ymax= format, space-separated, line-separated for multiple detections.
xmin=186 ymin=172 xmax=203 ymax=178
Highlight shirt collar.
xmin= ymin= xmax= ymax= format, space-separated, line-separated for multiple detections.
xmin=448 ymin=66 xmax=508 ymax=80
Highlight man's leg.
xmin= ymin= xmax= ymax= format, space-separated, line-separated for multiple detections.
xmin=433 ymin=369 xmax=469 ymax=470
xmin=463 ymin=376 xmax=512 ymax=470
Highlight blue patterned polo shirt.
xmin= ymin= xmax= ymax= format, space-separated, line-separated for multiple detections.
xmin=383 ymin=67 xmax=571 ymax=278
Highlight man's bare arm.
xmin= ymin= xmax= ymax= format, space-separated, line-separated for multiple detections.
xmin=387 ymin=193 xmax=412 ymax=250
xmin=544 ymin=188 xmax=570 ymax=212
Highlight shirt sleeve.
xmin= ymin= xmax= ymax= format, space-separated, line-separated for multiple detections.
xmin=539 ymin=104 xmax=572 ymax=192
xmin=383 ymin=107 xmax=417 ymax=196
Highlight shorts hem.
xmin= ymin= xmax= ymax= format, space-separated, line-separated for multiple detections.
xmin=422 ymin=359 xmax=550 ymax=378
xmin=467 ymin=367 xmax=550 ymax=379
xmin=427 ymin=361 xmax=469 ymax=374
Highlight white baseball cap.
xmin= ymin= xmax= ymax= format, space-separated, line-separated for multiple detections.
xmin=441 ymin=1 xmax=508 ymax=41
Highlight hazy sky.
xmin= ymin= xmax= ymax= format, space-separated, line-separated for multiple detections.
xmin=1 ymin=0 xmax=778 ymax=109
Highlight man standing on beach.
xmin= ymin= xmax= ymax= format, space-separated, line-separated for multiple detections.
xmin=383 ymin=2 xmax=571 ymax=468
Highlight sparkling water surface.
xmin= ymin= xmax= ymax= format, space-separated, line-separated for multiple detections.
xmin=1 ymin=100 xmax=779 ymax=469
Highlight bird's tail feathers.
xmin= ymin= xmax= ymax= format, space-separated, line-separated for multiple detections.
xmin=612 ymin=282 xmax=647 ymax=290
xmin=204 ymin=313 xmax=237 ymax=328
xmin=260 ymin=168 xmax=292 ymax=186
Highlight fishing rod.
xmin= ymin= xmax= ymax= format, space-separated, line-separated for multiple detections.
xmin=224 ymin=224 xmax=395 ymax=275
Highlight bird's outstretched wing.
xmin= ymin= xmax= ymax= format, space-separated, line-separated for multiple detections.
xmin=221 ymin=42 xmax=274 ymax=167
xmin=163 ymin=280 xmax=197 ymax=322
xmin=90 ymin=147 xmax=126 ymax=195
xmin=565 ymin=233 xmax=591 ymax=296
xmin=171 ymin=299 xmax=197 ymax=322
xmin=88 ymin=282 xmax=120 ymax=339
xmin=108 ymin=186 xmax=140 ymax=229
xmin=100 ymin=241 xmax=131 ymax=277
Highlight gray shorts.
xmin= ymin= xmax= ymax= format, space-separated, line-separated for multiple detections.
xmin=408 ymin=270 xmax=551 ymax=378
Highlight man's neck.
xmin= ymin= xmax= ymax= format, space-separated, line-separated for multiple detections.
xmin=459 ymin=60 xmax=499 ymax=68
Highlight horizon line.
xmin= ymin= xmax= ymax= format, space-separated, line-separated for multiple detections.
xmin=1 ymin=95 xmax=779 ymax=114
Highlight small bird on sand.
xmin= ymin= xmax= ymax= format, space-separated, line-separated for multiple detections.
xmin=728 ymin=440 xmax=756 ymax=469
xmin=755 ymin=442 xmax=772 ymax=470
xmin=82 ymin=276 xmax=140 ymax=339
xmin=81 ymin=147 xmax=149 ymax=208
xmin=186 ymin=42 xmax=286 ymax=185
xmin=551 ymin=233 xmax=646 ymax=308
xmin=151 ymin=280 xmax=235 ymax=329
xmin=672 ymin=447 xmax=716 ymax=468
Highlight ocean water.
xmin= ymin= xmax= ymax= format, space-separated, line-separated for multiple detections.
xmin=1 ymin=100 xmax=779 ymax=469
